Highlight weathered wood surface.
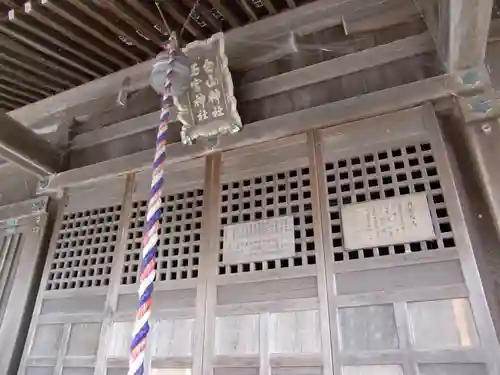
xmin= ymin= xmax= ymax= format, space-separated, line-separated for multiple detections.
xmin=6 ymin=0 xmax=388 ymax=128
xmin=238 ymin=33 xmax=433 ymax=102
xmin=0 ymin=112 xmax=61 ymax=176
xmin=15 ymin=105 xmax=500 ymax=375
xmin=416 ymin=0 xmax=493 ymax=71
xmin=43 ymin=66 xmax=489 ymax=191
xmin=0 ymin=200 xmax=49 ymax=375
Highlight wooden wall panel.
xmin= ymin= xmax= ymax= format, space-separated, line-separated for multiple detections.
xmin=14 ymin=105 xmax=500 ymax=375
xmin=152 ymin=318 xmax=195 ymax=358
xmin=269 ymin=310 xmax=322 ymax=354
xmin=0 ymin=198 xmax=49 ymax=375
xmin=215 ymin=315 xmax=260 ymax=355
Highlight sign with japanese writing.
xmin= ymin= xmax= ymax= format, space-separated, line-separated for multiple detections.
xmin=222 ymin=217 xmax=295 ymax=264
xmin=341 ymin=194 xmax=435 ymax=250
xmin=175 ymin=32 xmax=242 ymax=144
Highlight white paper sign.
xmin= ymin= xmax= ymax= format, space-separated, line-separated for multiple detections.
xmin=341 ymin=193 xmax=435 ymax=250
xmin=222 ymin=216 xmax=295 ymax=264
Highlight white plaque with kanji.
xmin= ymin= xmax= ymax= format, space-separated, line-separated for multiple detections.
xmin=341 ymin=194 xmax=436 ymax=250
xmin=222 ymin=217 xmax=295 ymax=264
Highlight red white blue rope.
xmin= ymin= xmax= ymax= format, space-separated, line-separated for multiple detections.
xmin=128 ymin=42 xmax=174 ymax=375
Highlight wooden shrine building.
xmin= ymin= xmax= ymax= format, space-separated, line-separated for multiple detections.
xmin=0 ymin=1 xmax=500 ymax=375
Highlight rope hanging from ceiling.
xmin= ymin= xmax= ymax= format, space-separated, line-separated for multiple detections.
xmin=128 ymin=34 xmax=175 ymax=375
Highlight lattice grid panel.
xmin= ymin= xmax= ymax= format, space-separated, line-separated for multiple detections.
xmin=121 ymin=188 xmax=204 ymax=284
xmin=219 ymin=167 xmax=315 ymax=275
xmin=324 ymin=142 xmax=455 ymax=261
xmin=47 ymin=205 xmax=121 ymax=290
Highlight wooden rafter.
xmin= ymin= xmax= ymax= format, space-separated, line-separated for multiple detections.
xmin=0 ymin=52 xmax=73 ymax=88
xmin=95 ymin=0 xmax=164 ymax=45
xmin=65 ymin=0 xmax=157 ymax=57
xmin=0 ymin=62 xmax=64 ymax=93
xmin=0 ymin=0 xmax=18 ymax=8
xmin=0 ymin=33 xmax=88 ymax=83
xmin=26 ymin=1 xmax=128 ymax=69
xmin=41 ymin=0 xmax=142 ymax=63
xmin=124 ymin=0 xmax=172 ymax=35
xmin=260 ymin=0 xmax=277 ymax=15
xmin=237 ymin=0 xmax=258 ymax=21
xmin=0 ymin=92 xmax=28 ymax=106
xmin=0 ymin=21 xmax=99 ymax=79
xmin=157 ymin=0 xmax=205 ymax=39
xmin=0 ymin=75 xmax=53 ymax=97
xmin=7 ymin=8 xmax=113 ymax=75
xmin=206 ymin=0 xmax=241 ymax=27
xmin=0 ymin=100 xmax=16 ymax=111
xmin=0 ymin=82 xmax=42 ymax=102
xmin=181 ymin=0 xmax=222 ymax=33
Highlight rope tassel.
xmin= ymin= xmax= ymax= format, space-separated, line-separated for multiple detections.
xmin=128 ymin=38 xmax=175 ymax=375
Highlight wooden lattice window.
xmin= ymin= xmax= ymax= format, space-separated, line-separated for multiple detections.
xmin=219 ymin=167 xmax=315 ymax=275
xmin=47 ymin=206 xmax=121 ymax=290
xmin=325 ymin=142 xmax=455 ymax=261
xmin=121 ymin=189 xmax=204 ymax=284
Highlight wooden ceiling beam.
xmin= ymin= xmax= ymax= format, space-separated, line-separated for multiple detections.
xmin=40 ymin=0 xmax=143 ymax=63
xmin=124 ymin=0 xmax=172 ymax=36
xmin=0 ymin=100 xmax=16 ymax=111
xmin=181 ymin=0 xmax=222 ymax=33
xmin=0 ymin=81 xmax=42 ymax=102
xmin=0 ymin=21 xmax=99 ymax=80
xmin=206 ymin=0 xmax=241 ymax=27
xmin=95 ymin=0 xmax=164 ymax=45
xmin=7 ymin=0 xmax=390 ymax=126
xmin=260 ymin=0 xmax=277 ymax=15
xmin=0 ymin=112 xmax=62 ymax=176
xmin=0 ymin=92 xmax=29 ymax=106
xmin=237 ymin=0 xmax=258 ymax=21
xmin=0 ymin=0 xmax=18 ymax=8
xmin=343 ymin=0 xmax=420 ymax=35
xmin=26 ymin=1 xmax=128 ymax=69
xmin=8 ymin=6 xmax=113 ymax=75
xmin=0 ymin=61 xmax=65 ymax=93
xmin=0 ymin=75 xmax=53 ymax=97
xmin=65 ymin=0 xmax=157 ymax=57
xmin=0 ymin=52 xmax=73 ymax=89
xmin=157 ymin=0 xmax=205 ymax=39
xmin=42 ymin=67 xmax=489 ymax=192
xmin=0 ymin=33 xmax=88 ymax=84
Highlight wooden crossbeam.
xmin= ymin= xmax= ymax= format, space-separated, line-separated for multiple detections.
xmin=0 ymin=112 xmax=61 ymax=176
xmin=42 ymin=66 xmax=490 ymax=191
xmin=6 ymin=0 xmax=418 ymax=126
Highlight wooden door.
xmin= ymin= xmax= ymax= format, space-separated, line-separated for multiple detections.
xmin=0 ymin=197 xmax=49 ymax=375
xmin=17 ymin=105 xmax=500 ymax=375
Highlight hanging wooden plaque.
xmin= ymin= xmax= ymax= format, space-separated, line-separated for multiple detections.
xmin=174 ymin=32 xmax=242 ymax=145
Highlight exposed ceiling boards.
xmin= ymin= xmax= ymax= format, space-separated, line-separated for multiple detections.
xmin=0 ymin=0 xmax=315 ymax=111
